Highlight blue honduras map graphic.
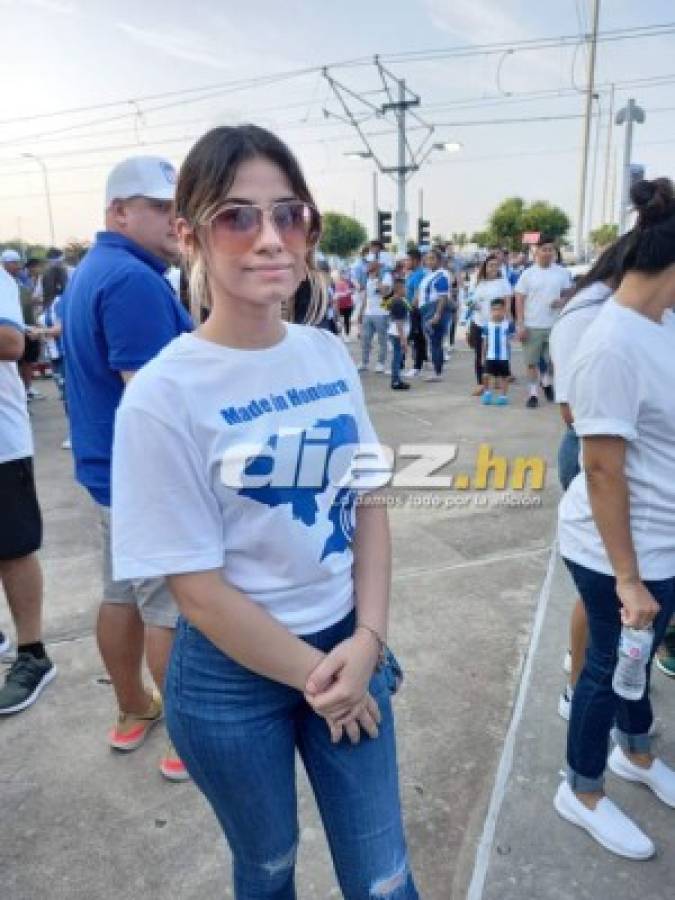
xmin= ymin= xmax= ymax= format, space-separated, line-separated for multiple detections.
xmin=239 ymin=414 xmax=359 ymax=561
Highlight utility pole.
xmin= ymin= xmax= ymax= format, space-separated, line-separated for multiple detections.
xmin=324 ymin=60 xmax=451 ymax=252
xmin=419 ymin=187 xmax=423 ymax=222
xmin=575 ymin=0 xmax=601 ymax=261
xmin=601 ymin=83 xmax=615 ymax=223
xmin=372 ymin=171 xmax=378 ymax=239
xmin=381 ymin=76 xmax=420 ymax=252
xmin=616 ymin=98 xmax=646 ymax=233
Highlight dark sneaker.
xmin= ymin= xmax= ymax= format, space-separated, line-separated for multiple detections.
xmin=0 ymin=631 xmax=11 ymax=657
xmin=526 ymin=396 xmax=539 ymax=409
xmin=0 ymin=652 xmax=57 ymax=715
xmin=391 ymin=381 xmax=410 ymax=390
xmin=543 ymin=384 xmax=555 ymax=402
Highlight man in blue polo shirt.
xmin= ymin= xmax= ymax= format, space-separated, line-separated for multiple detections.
xmin=63 ymin=155 xmax=192 ymax=781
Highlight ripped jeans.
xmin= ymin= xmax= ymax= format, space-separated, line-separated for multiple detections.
xmin=165 ymin=610 xmax=419 ymax=900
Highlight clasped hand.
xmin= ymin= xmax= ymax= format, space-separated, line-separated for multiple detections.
xmin=304 ymin=633 xmax=382 ymax=745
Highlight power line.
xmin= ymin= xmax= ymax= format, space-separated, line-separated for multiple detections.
xmin=1 ymin=20 xmax=673 ymax=136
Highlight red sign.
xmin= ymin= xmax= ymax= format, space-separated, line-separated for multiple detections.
xmin=522 ymin=231 xmax=540 ymax=245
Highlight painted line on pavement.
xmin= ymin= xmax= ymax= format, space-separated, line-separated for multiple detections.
xmin=393 ymin=545 xmax=550 ymax=582
xmin=465 ymin=541 xmax=558 ymax=900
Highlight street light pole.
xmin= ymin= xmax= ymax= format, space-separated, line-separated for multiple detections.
xmin=616 ymin=98 xmax=646 ymax=233
xmin=22 ymin=152 xmax=55 ymax=245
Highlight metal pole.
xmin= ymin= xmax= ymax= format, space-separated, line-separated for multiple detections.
xmin=609 ymin=147 xmax=617 ymax=225
xmin=372 ymin=170 xmax=378 ymax=239
xmin=419 ymin=186 xmax=423 ymax=221
xmin=23 ymin=153 xmax=55 ymax=245
xmin=396 ymin=78 xmax=407 ymax=253
xmin=574 ymin=0 xmax=600 ymax=261
xmin=601 ymin=83 xmax=615 ymax=222
xmin=619 ymin=99 xmax=635 ymax=234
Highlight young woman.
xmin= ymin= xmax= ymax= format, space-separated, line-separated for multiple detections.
xmin=467 ymin=255 xmax=512 ymax=396
xmin=555 ymin=177 xmax=675 ymax=860
xmin=550 ymin=236 xmax=630 ymax=722
xmin=111 ymin=125 xmax=418 ymax=899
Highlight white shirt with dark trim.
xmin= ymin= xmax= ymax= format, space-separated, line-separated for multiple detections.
xmin=558 ymin=298 xmax=675 ymax=579
xmin=0 ymin=267 xmax=32 ymax=463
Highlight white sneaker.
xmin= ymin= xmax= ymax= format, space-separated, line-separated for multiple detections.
xmin=357 ymin=364 xmax=367 ymax=373
xmin=609 ymin=745 xmax=675 ymax=807
xmin=563 ymin=650 xmax=572 ymax=675
xmin=403 ymin=369 xmax=418 ymax=379
xmin=554 ymin=780 xmax=655 ymax=860
xmin=61 ymin=437 xmax=71 ymax=450
xmin=374 ymin=363 xmax=385 ymax=374
xmin=558 ymin=685 xmax=573 ymax=721
xmin=423 ymin=374 xmax=442 ymax=383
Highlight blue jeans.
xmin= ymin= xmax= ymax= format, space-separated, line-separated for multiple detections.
xmin=421 ymin=305 xmax=451 ymax=375
xmin=389 ymin=335 xmax=403 ymax=385
xmin=557 ymin=427 xmax=580 ymax=491
xmin=563 ymin=559 xmax=675 ymax=791
xmin=361 ymin=315 xmax=388 ymax=367
xmin=165 ymin=611 xmax=418 ymax=900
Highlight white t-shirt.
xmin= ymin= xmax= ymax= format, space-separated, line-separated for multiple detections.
xmin=0 ymin=268 xmax=32 ymax=464
xmin=515 ymin=264 xmax=572 ymax=329
xmin=559 ymin=298 xmax=675 ymax=580
xmin=112 ymin=325 xmax=383 ymax=635
xmin=550 ymin=282 xmax=611 ymax=403
xmin=364 ymin=272 xmax=392 ymax=316
xmin=471 ymin=277 xmax=512 ymax=327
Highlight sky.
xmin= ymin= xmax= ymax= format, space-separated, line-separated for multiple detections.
xmin=1 ymin=0 xmax=674 ymax=248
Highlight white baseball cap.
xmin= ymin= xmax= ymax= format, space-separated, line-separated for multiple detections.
xmin=1 ymin=249 xmax=22 ymax=264
xmin=105 ymin=156 xmax=177 ymax=207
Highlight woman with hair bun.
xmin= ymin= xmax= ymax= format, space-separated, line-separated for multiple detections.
xmin=555 ymin=177 xmax=675 ymax=859
xmin=110 ymin=125 xmax=418 ymax=899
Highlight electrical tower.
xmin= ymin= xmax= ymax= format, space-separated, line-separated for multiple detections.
xmin=322 ymin=58 xmax=442 ymax=252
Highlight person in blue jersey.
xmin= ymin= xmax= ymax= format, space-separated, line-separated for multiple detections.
xmin=404 ymin=248 xmax=427 ymax=377
xmin=417 ymin=248 xmax=453 ymax=382
xmin=62 ymin=155 xmax=193 ymax=781
xmin=480 ymin=299 xmax=515 ymax=406
xmin=111 ymin=125 xmax=418 ymax=900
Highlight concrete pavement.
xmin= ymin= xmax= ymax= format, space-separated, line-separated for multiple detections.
xmin=1 ymin=342 xmax=672 ymax=898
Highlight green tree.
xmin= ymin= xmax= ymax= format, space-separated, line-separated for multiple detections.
xmin=477 ymin=197 xmax=570 ymax=250
xmin=471 ymin=230 xmax=491 ymax=248
xmin=488 ymin=197 xmax=525 ymax=250
xmin=520 ymin=201 xmax=570 ymax=244
xmin=589 ymin=223 xmax=618 ymax=248
xmin=319 ymin=212 xmax=367 ymax=258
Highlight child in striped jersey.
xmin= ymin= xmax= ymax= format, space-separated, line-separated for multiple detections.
xmin=481 ymin=298 xmax=516 ymax=406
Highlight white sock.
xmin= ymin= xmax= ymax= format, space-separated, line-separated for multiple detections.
xmin=528 ymin=383 xmax=538 ymax=398
xmin=541 ymin=372 xmax=552 ymax=388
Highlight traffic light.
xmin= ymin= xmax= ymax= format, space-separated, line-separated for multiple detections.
xmin=417 ymin=218 xmax=430 ymax=246
xmin=377 ymin=210 xmax=392 ymax=245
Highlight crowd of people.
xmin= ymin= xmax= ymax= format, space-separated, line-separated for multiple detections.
xmin=0 ymin=123 xmax=674 ymax=895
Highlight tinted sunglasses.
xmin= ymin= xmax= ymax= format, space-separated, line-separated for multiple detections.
xmin=207 ymin=201 xmax=322 ymax=254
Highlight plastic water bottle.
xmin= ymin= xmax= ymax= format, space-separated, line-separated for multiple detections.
xmin=612 ymin=627 xmax=655 ymax=701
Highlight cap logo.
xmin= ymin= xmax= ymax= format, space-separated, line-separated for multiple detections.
xmin=160 ymin=162 xmax=176 ymax=185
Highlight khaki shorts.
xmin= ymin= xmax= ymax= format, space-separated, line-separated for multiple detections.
xmin=99 ymin=505 xmax=178 ymax=629
xmin=522 ymin=327 xmax=552 ymax=369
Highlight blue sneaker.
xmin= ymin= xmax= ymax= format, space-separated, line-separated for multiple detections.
xmin=495 ymin=395 xmax=509 ymax=406
xmin=481 ymin=391 xmax=493 ymax=405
